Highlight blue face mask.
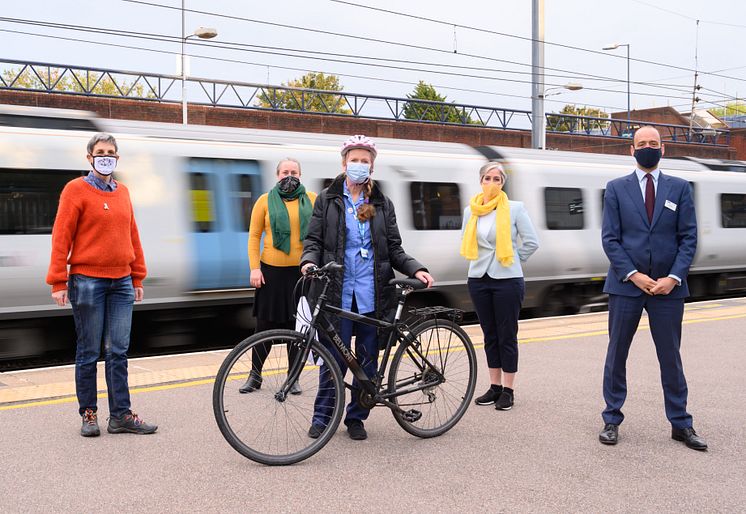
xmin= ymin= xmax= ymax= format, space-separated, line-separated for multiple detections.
xmin=346 ymin=162 xmax=370 ymax=184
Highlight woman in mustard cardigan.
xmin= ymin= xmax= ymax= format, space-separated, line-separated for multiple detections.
xmin=239 ymin=158 xmax=317 ymax=394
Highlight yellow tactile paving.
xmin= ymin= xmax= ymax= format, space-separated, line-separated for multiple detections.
xmin=1 ymin=299 xmax=745 ymax=406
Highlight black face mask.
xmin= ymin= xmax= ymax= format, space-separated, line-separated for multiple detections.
xmin=634 ymin=147 xmax=662 ymax=169
xmin=278 ymin=175 xmax=300 ymax=194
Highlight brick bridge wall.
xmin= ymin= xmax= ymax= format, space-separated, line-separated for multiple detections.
xmin=1 ymin=90 xmax=739 ymax=160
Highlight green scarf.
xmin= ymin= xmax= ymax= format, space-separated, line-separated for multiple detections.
xmin=268 ymin=182 xmax=312 ymax=254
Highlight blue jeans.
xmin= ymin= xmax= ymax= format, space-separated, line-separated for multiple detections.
xmin=312 ymin=302 xmax=379 ymax=428
xmin=68 ymin=274 xmax=135 ymax=418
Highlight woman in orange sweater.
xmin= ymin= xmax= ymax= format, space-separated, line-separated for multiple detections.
xmin=46 ymin=133 xmax=157 ymax=437
xmin=240 ymin=158 xmax=317 ymax=393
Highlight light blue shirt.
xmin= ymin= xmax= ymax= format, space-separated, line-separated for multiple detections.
xmin=83 ymin=171 xmax=117 ymax=192
xmin=462 ymin=200 xmax=539 ymax=279
xmin=341 ymin=182 xmax=375 ymax=313
xmin=635 ymin=168 xmax=659 ymax=200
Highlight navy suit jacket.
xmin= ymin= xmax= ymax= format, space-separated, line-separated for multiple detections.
xmin=602 ymin=171 xmax=697 ymax=298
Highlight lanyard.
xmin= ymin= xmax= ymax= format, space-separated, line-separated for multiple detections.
xmin=350 ymin=200 xmax=367 ymax=242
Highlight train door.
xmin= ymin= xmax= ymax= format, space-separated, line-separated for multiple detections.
xmin=187 ymin=158 xmax=261 ymax=290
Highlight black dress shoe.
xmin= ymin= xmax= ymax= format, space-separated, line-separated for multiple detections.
xmin=599 ymin=423 xmax=619 ymax=445
xmin=672 ymin=427 xmax=708 ymax=451
xmin=239 ymin=370 xmax=262 ymax=393
xmin=346 ymin=420 xmax=367 ymax=440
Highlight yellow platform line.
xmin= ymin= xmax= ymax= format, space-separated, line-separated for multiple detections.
xmin=3 ymin=310 xmax=746 ymax=411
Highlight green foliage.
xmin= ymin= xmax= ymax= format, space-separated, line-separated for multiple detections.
xmin=710 ymin=101 xmax=746 ymax=117
xmin=403 ymin=81 xmax=478 ymax=124
xmin=547 ymin=104 xmax=610 ymax=132
xmin=256 ymin=72 xmax=351 ymax=114
xmin=1 ymin=67 xmax=155 ymax=98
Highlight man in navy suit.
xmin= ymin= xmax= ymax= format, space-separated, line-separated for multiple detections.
xmin=599 ymin=126 xmax=706 ymax=451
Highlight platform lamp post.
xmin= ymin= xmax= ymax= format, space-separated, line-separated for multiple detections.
xmin=539 ymin=82 xmax=584 ymax=150
xmin=603 ymin=43 xmax=631 ymax=135
xmin=181 ymin=3 xmax=217 ymax=124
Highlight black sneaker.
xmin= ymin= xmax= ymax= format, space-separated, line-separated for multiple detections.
xmin=80 ymin=408 xmax=100 ymax=437
xmin=346 ymin=420 xmax=367 ymax=440
xmin=475 ymin=386 xmax=503 ymax=406
xmin=107 ymin=412 xmax=158 ymax=435
xmin=495 ymin=390 xmax=514 ymax=411
xmin=308 ymin=424 xmax=324 ymax=439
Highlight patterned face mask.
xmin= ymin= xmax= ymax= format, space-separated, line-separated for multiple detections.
xmin=92 ymin=156 xmax=117 ymax=175
xmin=278 ymin=175 xmax=300 ymax=194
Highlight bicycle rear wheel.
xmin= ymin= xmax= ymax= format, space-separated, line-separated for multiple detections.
xmin=388 ymin=319 xmax=476 ymax=438
xmin=213 ymin=329 xmax=344 ymax=466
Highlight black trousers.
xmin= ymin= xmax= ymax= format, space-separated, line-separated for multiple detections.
xmin=467 ymin=276 xmax=524 ymax=373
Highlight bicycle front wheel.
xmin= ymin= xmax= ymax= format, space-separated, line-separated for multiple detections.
xmin=213 ymin=329 xmax=344 ymax=466
xmin=388 ymin=319 xmax=477 ymax=438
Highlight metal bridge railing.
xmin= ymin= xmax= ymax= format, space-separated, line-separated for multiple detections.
xmin=0 ymin=58 xmax=730 ymax=146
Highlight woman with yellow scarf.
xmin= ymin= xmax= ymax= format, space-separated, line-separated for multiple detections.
xmin=461 ymin=162 xmax=539 ymax=411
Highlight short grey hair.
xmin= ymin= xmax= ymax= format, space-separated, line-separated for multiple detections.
xmin=478 ymin=162 xmax=507 ymax=184
xmin=276 ymin=157 xmax=301 ymax=174
xmin=87 ymin=133 xmax=118 ymax=154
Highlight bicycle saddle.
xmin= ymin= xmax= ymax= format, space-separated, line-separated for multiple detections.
xmin=389 ymin=278 xmax=427 ymax=290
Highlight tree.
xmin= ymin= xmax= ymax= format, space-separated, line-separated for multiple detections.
xmin=1 ymin=66 xmax=155 ymax=98
xmin=710 ymin=101 xmax=746 ymax=118
xmin=255 ymin=72 xmax=351 ymax=114
xmin=547 ymin=104 xmax=610 ymax=132
xmin=403 ymin=81 xmax=477 ymax=124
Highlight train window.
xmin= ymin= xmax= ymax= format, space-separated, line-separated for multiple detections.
xmin=0 ymin=114 xmax=100 ymax=131
xmin=189 ymin=173 xmax=216 ymax=232
xmin=410 ymin=182 xmax=462 ymax=230
xmin=545 ymin=187 xmax=584 ymax=230
xmin=234 ymin=174 xmax=254 ymax=231
xmin=721 ymin=194 xmax=746 ymax=228
xmin=0 ymin=169 xmax=83 ymax=234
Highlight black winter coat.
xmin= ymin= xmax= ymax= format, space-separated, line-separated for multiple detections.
xmin=301 ymin=174 xmax=425 ymax=332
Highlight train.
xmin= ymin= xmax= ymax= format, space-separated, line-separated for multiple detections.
xmin=2 ymin=105 xmax=746 ymax=364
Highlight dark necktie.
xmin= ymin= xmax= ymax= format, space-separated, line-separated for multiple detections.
xmin=645 ymin=174 xmax=655 ymax=223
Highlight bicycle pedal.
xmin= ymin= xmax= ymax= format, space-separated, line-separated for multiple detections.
xmin=402 ymin=409 xmax=422 ymax=422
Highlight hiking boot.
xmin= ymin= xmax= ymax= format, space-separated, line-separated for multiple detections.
xmin=346 ymin=420 xmax=368 ymax=441
xmin=80 ymin=408 xmax=100 ymax=437
xmin=107 ymin=412 xmax=158 ymax=435
xmin=494 ymin=390 xmax=514 ymax=411
xmin=475 ymin=385 xmax=503 ymax=406
xmin=239 ymin=370 xmax=262 ymax=393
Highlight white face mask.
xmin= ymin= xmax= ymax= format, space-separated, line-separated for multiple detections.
xmin=92 ymin=156 xmax=117 ymax=176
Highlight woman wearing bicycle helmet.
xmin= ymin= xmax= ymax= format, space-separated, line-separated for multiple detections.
xmin=461 ymin=162 xmax=539 ymax=411
xmin=239 ymin=158 xmax=317 ymax=394
xmin=301 ymin=134 xmax=434 ymax=441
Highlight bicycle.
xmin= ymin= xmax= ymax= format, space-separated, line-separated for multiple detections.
xmin=212 ymin=261 xmax=477 ymax=466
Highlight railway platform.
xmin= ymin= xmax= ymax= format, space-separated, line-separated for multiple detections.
xmin=1 ymin=299 xmax=745 ymax=512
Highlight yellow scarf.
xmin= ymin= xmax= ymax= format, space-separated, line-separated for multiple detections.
xmin=460 ymin=190 xmax=514 ymax=267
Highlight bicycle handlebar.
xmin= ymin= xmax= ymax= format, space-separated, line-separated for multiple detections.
xmin=305 ymin=261 xmax=344 ymax=277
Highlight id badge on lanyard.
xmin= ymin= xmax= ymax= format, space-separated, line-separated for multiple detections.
xmin=351 ymin=202 xmax=369 ymax=260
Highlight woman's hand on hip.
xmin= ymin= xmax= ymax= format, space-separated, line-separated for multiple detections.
xmin=250 ymin=269 xmax=265 ymax=288
xmin=52 ymin=290 xmax=68 ymax=306
xmin=414 ymin=270 xmax=435 ymax=288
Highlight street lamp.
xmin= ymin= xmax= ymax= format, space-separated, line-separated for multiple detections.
xmin=182 ymin=1 xmax=217 ymax=125
xmin=539 ymin=82 xmax=584 ymax=149
xmin=603 ymin=43 xmax=631 ymax=133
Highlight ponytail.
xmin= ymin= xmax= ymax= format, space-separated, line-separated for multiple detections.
xmin=357 ymin=179 xmax=376 ymax=221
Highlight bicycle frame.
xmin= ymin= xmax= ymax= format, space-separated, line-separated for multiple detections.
xmin=280 ymin=272 xmax=446 ymax=414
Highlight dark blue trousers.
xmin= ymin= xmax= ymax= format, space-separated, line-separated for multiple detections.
xmin=603 ymin=293 xmax=692 ymax=429
xmin=468 ymin=276 xmax=524 ymax=373
xmin=312 ymin=303 xmax=379 ymax=428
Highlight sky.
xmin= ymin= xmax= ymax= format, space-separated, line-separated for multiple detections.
xmin=2 ymin=0 xmax=745 ymax=124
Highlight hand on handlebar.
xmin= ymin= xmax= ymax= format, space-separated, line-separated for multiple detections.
xmin=301 ymin=262 xmax=317 ymax=275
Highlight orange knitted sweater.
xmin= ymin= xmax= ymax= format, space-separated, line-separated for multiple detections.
xmin=46 ymin=178 xmax=147 ymax=293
